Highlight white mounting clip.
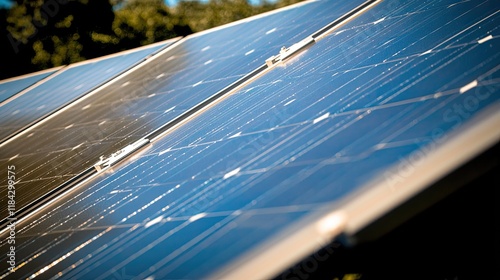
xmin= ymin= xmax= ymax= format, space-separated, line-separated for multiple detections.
xmin=265 ymin=36 xmax=316 ymax=67
xmin=94 ymin=138 xmax=150 ymax=172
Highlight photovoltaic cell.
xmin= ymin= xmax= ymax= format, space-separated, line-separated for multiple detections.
xmin=0 ymin=41 xmax=170 ymax=143
xmin=0 ymin=0 xmax=369 ymax=223
xmin=0 ymin=68 xmax=59 ymax=103
xmin=0 ymin=0 xmax=497 ymax=279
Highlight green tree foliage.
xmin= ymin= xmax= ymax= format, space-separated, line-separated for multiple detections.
xmin=1 ymin=0 xmax=116 ymax=79
xmin=175 ymin=0 xmax=254 ymax=32
xmin=173 ymin=0 xmax=298 ymax=33
xmin=110 ymin=0 xmax=191 ymax=51
xmin=0 ymin=0 xmax=304 ymax=80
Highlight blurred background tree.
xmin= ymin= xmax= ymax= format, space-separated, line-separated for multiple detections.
xmin=110 ymin=0 xmax=190 ymax=50
xmin=0 ymin=0 xmax=303 ymax=80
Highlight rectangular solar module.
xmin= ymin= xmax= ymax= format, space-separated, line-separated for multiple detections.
xmin=0 ymin=0 xmax=370 ymax=226
xmin=0 ymin=0 xmax=499 ymax=279
xmin=0 ymin=68 xmax=60 ymax=104
xmin=0 ymin=40 xmax=172 ymax=144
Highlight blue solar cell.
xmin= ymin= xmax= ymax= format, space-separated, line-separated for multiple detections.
xmin=0 ymin=0 xmax=498 ymax=279
xmin=0 ymin=41 xmax=169 ymax=143
xmin=0 ymin=68 xmax=58 ymax=103
xmin=0 ymin=40 xmax=174 ymax=221
xmin=0 ymin=0 xmax=368 ymax=223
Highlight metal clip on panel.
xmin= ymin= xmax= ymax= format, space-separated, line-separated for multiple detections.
xmin=94 ymin=138 xmax=150 ymax=172
xmin=265 ymin=36 xmax=316 ymax=67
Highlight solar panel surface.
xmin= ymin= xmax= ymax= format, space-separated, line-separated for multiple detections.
xmin=0 ymin=0 xmax=498 ymax=279
xmin=0 ymin=69 xmax=59 ymax=104
xmin=0 ymin=0 xmax=369 ymax=224
xmin=0 ymin=41 xmax=170 ymax=143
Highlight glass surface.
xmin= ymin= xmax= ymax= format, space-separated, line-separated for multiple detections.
xmin=0 ymin=0 xmax=498 ymax=279
xmin=0 ymin=70 xmax=57 ymax=103
xmin=0 ymin=42 xmax=168 ymax=142
xmin=0 ymin=0 xmax=367 ymax=222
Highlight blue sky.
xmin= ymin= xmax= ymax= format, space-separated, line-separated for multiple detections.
xmin=0 ymin=0 xmax=11 ymax=8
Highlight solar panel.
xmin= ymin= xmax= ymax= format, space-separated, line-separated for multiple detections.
xmin=0 ymin=68 xmax=61 ymax=104
xmin=0 ymin=40 xmax=171 ymax=143
xmin=0 ymin=0 xmax=371 ymax=225
xmin=0 ymin=0 xmax=498 ymax=279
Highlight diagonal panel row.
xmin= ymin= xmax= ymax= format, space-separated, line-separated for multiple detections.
xmin=0 ymin=68 xmax=61 ymax=104
xmin=0 ymin=0 xmax=497 ymax=279
xmin=0 ymin=41 xmax=171 ymax=143
xmin=0 ymin=0 xmax=370 ymax=224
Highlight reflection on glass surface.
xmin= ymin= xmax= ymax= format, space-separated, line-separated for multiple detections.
xmin=0 ymin=70 xmax=56 ymax=103
xmin=0 ymin=42 xmax=168 ymax=142
xmin=0 ymin=0 xmax=498 ymax=279
xmin=0 ymin=0 xmax=367 ymax=223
